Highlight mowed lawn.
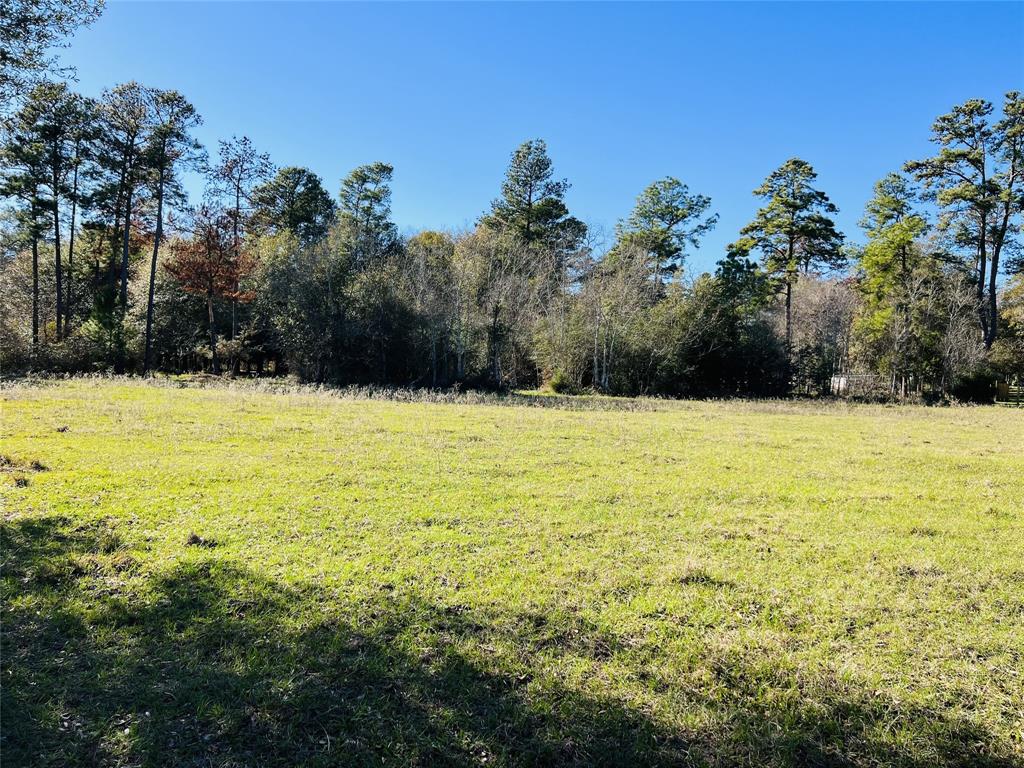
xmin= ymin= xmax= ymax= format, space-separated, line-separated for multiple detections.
xmin=2 ymin=381 xmax=1022 ymax=768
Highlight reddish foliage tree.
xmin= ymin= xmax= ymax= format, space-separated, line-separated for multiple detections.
xmin=165 ymin=206 xmax=256 ymax=373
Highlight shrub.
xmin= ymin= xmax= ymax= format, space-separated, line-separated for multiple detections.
xmin=548 ymin=368 xmax=577 ymax=394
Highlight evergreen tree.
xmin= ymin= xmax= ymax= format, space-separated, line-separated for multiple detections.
xmin=208 ymin=135 xmax=274 ymax=254
xmin=251 ymin=166 xmax=335 ymax=245
xmin=906 ymin=92 xmax=1023 ymax=348
xmin=96 ymin=82 xmax=154 ymax=311
xmin=337 ymin=161 xmax=398 ymax=265
xmin=852 ymin=174 xmax=967 ymax=395
xmin=735 ymin=158 xmax=845 ymax=367
xmin=59 ymin=91 xmax=98 ymax=335
xmin=142 ymin=88 xmax=204 ymax=373
xmin=0 ymin=0 xmax=103 ymax=108
xmin=614 ymin=177 xmax=717 ymax=286
xmin=24 ymin=82 xmax=71 ymax=339
xmin=1 ymin=83 xmax=97 ymax=340
xmin=483 ymin=139 xmax=586 ymax=256
xmin=0 ymin=110 xmax=49 ymax=354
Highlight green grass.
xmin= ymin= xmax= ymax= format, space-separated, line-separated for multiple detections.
xmin=2 ymin=379 xmax=1022 ymax=767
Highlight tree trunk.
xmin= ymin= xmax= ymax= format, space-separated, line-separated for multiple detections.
xmin=986 ymin=246 xmax=999 ymax=349
xmin=489 ymin=304 xmax=502 ymax=388
xmin=207 ymin=294 xmax=219 ymax=374
xmin=985 ymin=175 xmax=1018 ymax=348
xmin=109 ymin=157 xmax=128 ymax=298
xmin=784 ymin=276 xmax=793 ymax=363
xmin=31 ymin=234 xmax=39 ymax=355
xmin=231 ymin=185 xmax=241 ymax=341
xmin=119 ymin=183 xmax=133 ymax=309
xmin=454 ymin=307 xmax=466 ymax=381
xmin=430 ymin=332 xmax=438 ymax=387
xmin=784 ymin=231 xmax=796 ymax=390
xmin=51 ymin=156 xmax=63 ymax=341
xmin=144 ymin=164 xmax=166 ymax=374
xmin=108 ymin=217 xmax=120 ymax=298
xmin=603 ymin=335 xmax=614 ymax=392
xmin=976 ymin=212 xmax=989 ymax=342
xmin=66 ymin=155 xmax=78 ymax=335
xmin=378 ymin=301 xmax=387 ymax=381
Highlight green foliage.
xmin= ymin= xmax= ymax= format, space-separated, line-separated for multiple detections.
xmin=0 ymin=83 xmax=53 ymax=240
xmin=338 ymin=161 xmax=399 ymax=265
xmin=208 ymin=135 xmax=275 ymax=215
xmin=715 ymin=245 xmax=775 ymax=313
xmin=989 ymin=274 xmax=1024 ymax=381
xmin=77 ymin=308 xmax=134 ymax=368
xmin=738 ymin=158 xmax=845 ymax=279
xmin=482 ymin=139 xmax=586 ymax=255
xmin=0 ymin=0 xmax=104 ymax=107
xmin=849 ymin=173 xmax=985 ymax=395
xmin=1 ymin=79 xmax=1018 ymax=401
xmin=144 ymin=89 xmax=203 ymax=199
xmin=250 ymin=166 xmax=335 ymax=245
xmin=613 ymin=177 xmax=718 ymax=285
xmin=852 ymin=174 xmax=934 ymax=391
xmin=142 ymin=87 xmax=204 ymax=372
xmin=906 ymin=92 xmax=1024 ymax=347
xmin=250 ymin=230 xmax=352 ymax=382
xmin=405 ymin=230 xmax=463 ymax=386
xmin=546 ymin=368 xmax=576 ymax=394
xmin=733 ymin=158 xmax=846 ymax=376
xmin=142 ymin=254 xmax=208 ymax=370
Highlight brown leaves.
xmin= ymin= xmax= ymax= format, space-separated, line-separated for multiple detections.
xmin=165 ymin=205 xmax=257 ymax=303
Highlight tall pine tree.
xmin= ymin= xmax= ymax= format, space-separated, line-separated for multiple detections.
xmin=614 ymin=177 xmax=717 ymax=287
xmin=142 ymin=88 xmax=203 ymax=373
xmin=734 ymin=158 xmax=844 ymax=367
xmin=906 ymin=92 xmax=1023 ymax=348
xmin=483 ymin=139 xmax=586 ymax=257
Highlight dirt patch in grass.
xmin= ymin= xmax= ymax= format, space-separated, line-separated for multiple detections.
xmin=186 ymin=532 xmax=218 ymax=549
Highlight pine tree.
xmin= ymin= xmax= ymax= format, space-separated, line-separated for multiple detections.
xmin=208 ymin=136 xmax=274 ymax=339
xmin=0 ymin=0 xmax=103 ymax=108
xmin=142 ymin=88 xmax=204 ymax=373
xmin=735 ymin=158 xmax=844 ymax=367
xmin=483 ymin=139 xmax=586 ymax=256
xmin=906 ymin=92 xmax=1023 ymax=348
xmin=96 ymin=82 xmax=154 ymax=311
xmin=251 ymin=166 xmax=335 ymax=245
xmin=0 ymin=112 xmax=48 ymax=354
xmin=614 ymin=177 xmax=717 ymax=287
xmin=337 ymin=161 xmax=398 ymax=266
xmin=853 ymin=173 xmax=934 ymax=394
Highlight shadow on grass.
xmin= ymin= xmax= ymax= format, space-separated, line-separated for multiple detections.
xmin=2 ymin=515 xmax=1016 ymax=767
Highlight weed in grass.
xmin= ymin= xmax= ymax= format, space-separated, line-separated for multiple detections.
xmin=674 ymin=566 xmax=733 ymax=589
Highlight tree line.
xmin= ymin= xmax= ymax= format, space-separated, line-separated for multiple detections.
xmin=2 ymin=4 xmax=1022 ymax=399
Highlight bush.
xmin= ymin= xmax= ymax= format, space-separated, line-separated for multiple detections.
xmin=948 ymin=368 xmax=996 ymax=403
xmin=547 ymin=368 xmax=577 ymax=394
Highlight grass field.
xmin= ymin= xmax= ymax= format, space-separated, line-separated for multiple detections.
xmin=2 ymin=379 xmax=1022 ymax=767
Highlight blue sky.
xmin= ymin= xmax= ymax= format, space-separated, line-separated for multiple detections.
xmin=59 ymin=1 xmax=1023 ymax=273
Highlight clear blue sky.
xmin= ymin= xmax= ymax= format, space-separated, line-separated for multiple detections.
xmin=59 ymin=1 xmax=1024 ymax=273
